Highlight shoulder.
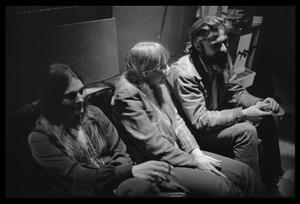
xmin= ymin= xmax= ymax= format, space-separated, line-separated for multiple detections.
xmin=167 ymin=55 xmax=200 ymax=87
xmin=28 ymin=124 xmax=52 ymax=151
xmin=168 ymin=55 xmax=197 ymax=79
xmin=114 ymin=75 xmax=140 ymax=100
xmin=86 ymin=105 xmax=110 ymax=124
xmin=87 ymin=104 xmax=103 ymax=115
xmin=171 ymin=55 xmax=193 ymax=70
xmin=28 ymin=124 xmax=49 ymax=142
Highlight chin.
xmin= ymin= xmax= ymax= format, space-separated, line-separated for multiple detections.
xmin=67 ymin=113 xmax=83 ymax=126
xmin=213 ymin=54 xmax=227 ymax=66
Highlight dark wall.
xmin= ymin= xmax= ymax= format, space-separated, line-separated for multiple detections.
xmin=113 ymin=6 xmax=197 ymax=72
xmin=6 ymin=6 xmax=113 ymax=113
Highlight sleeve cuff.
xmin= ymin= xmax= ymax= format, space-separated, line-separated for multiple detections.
xmin=235 ymin=107 xmax=245 ymax=122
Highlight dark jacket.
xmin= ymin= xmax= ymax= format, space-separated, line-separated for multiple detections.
xmin=111 ymin=75 xmax=198 ymax=168
xmin=166 ymin=54 xmax=262 ymax=133
xmin=28 ymin=105 xmax=133 ymax=196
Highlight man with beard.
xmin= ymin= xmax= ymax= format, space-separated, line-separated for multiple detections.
xmin=166 ymin=16 xmax=283 ymax=197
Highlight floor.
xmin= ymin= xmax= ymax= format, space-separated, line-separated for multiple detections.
xmin=263 ymin=70 xmax=295 ymax=198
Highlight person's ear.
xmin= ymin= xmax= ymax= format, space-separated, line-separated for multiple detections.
xmin=193 ymin=37 xmax=202 ymax=52
xmin=141 ymin=71 xmax=148 ymax=80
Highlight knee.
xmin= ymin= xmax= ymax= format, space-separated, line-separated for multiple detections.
xmin=242 ymin=123 xmax=257 ymax=137
xmin=236 ymin=123 xmax=258 ymax=142
xmin=236 ymin=160 xmax=262 ymax=185
xmin=115 ymin=178 xmax=159 ymax=197
xmin=227 ymin=159 xmax=256 ymax=184
xmin=237 ymin=160 xmax=254 ymax=175
xmin=231 ymin=161 xmax=266 ymax=196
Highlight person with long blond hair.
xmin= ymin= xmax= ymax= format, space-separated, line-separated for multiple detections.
xmin=111 ymin=41 xmax=267 ymax=197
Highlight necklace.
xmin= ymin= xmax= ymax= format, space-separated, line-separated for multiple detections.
xmin=80 ymin=127 xmax=106 ymax=167
xmin=71 ymin=127 xmax=106 ymax=168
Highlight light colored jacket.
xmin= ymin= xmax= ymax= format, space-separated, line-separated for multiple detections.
xmin=111 ymin=75 xmax=199 ymax=168
xmin=166 ymin=54 xmax=262 ymax=133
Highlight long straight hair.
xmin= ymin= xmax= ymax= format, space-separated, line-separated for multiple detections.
xmin=37 ymin=63 xmax=108 ymax=166
xmin=124 ymin=42 xmax=178 ymax=143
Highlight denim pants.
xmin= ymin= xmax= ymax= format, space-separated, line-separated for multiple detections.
xmin=116 ymin=152 xmax=266 ymax=197
xmin=195 ymin=122 xmax=261 ymax=176
xmin=195 ymin=116 xmax=282 ymax=185
xmin=157 ymin=151 xmax=266 ymax=197
xmin=115 ymin=178 xmax=160 ymax=196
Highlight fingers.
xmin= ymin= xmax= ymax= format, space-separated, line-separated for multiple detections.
xmin=266 ymin=98 xmax=275 ymax=110
xmin=211 ymin=167 xmax=227 ymax=179
xmin=153 ymin=170 xmax=169 ymax=182
xmin=202 ymin=155 xmax=222 ymax=170
xmin=263 ymin=97 xmax=273 ymax=104
xmin=201 ymin=163 xmax=227 ymax=179
xmin=256 ymin=103 xmax=272 ymax=115
xmin=256 ymin=102 xmax=270 ymax=109
xmin=270 ymin=101 xmax=279 ymax=112
xmin=153 ymin=161 xmax=175 ymax=175
xmin=210 ymin=160 xmax=222 ymax=169
xmin=201 ymin=156 xmax=226 ymax=178
xmin=263 ymin=97 xmax=280 ymax=112
xmin=167 ymin=163 xmax=175 ymax=175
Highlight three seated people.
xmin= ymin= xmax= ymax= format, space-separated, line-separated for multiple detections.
xmin=28 ymin=16 xmax=283 ymax=197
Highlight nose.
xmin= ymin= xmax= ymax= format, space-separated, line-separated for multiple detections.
xmin=74 ymin=95 xmax=84 ymax=111
xmin=220 ymin=43 xmax=227 ymax=52
xmin=165 ymin=65 xmax=170 ymax=73
xmin=75 ymin=92 xmax=85 ymax=104
xmin=162 ymin=67 xmax=168 ymax=76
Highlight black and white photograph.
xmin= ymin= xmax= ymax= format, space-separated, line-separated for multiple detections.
xmin=6 ymin=5 xmax=295 ymax=198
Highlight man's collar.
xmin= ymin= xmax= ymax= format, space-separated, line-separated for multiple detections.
xmin=198 ymin=55 xmax=221 ymax=75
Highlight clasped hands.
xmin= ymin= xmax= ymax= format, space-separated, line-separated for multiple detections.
xmin=242 ymin=97 xmax=280 ymax=123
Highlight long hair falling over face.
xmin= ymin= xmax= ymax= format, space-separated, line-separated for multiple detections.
xmin=124 ymin=42 xmax=178 ymax=144
xmin=37 ymin=63 xmax=107 ymax=166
